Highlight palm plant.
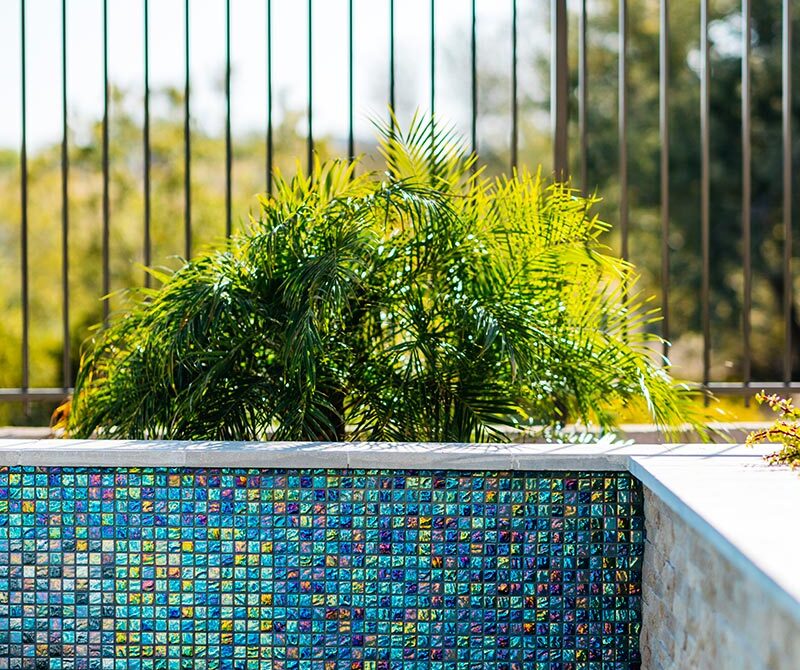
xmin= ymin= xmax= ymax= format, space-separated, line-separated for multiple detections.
xmin=68 ymin=115 xmax=704 ymax=441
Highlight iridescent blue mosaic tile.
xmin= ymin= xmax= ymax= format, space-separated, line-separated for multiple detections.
xmin=0 ymin=468 xmax=643 ymax=670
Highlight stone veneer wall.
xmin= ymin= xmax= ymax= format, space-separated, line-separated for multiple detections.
xmin=640 ymin=487 xmax=800 ymax=669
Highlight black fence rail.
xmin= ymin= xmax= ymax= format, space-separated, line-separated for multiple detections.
xmin=2 ymin=0 xmax=799 ymax=410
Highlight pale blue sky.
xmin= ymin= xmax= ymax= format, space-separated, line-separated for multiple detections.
xmin=0 ymin=0 xmax=550 ymax=152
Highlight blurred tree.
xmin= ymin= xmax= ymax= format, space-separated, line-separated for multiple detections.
xmin=2 ymin=0 xmax=799 ymax=425
xmin=0 ymin=87 xmax=330 ymax=425
xmin=578 ymin=0 xmax=797 ymax=383
xmin=466 ymin=0 xmax=799 ymax=384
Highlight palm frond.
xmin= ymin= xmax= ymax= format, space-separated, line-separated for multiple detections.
xmin=68 ymin=114 xmax=705 ymax=442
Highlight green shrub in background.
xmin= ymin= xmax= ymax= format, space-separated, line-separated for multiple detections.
xmin=67 ymin=116 xmax=706 ymax=441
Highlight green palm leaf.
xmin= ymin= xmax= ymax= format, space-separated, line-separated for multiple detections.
xmin=68 ymin=114 xmax=706 ymax=442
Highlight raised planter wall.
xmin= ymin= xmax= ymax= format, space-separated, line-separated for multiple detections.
xmin=641 ymin=488 xmax=799 ymax=669
xmin=0 ymin=440 xmax=797 ymax=669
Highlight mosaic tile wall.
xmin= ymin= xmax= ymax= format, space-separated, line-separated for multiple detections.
xmin=0 ymin=468 xmax=644 ymax=670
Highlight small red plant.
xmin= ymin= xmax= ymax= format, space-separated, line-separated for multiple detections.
xmin=747 ymin=392 xmax=800 ymax=469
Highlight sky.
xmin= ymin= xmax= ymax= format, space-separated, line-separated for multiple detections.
xmin=0 ymin=0 xmax=551 ymax=152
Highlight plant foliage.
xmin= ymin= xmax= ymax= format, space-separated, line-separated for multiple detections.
xmin=68 ymin=115 xmax=705 ymax=441
xmin=747 ymin=393 xmax=800 ymax=469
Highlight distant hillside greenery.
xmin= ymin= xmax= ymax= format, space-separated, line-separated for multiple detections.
xmin=0 ymin=87 xmax=332 ymax=425
xmin=2 ymin=0 xmax=798 ymax=426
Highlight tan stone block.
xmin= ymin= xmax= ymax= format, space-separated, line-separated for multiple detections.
xmin=639 ymin=491 xmax=800 ymax=670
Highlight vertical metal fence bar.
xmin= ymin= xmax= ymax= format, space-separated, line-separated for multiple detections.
xmin=783 ymin=0 xmax=793 ymax=385
xmin=266 ymin=0 xmax=273 ymax=195
xmin=20 ymin=0 xmax=29 ymax=397
xmin=742 ymin=0 xmax=751 ymax=394
xmin=511 ymin=0 xmax=518 ymax=172
xmin=389 ymin=0 xmax=395 ymax=115
xmin=184 ymin=0 xmax=191 ymax=258
xmin=102 ymin=0 xmax=110 ymax=326
xmin=470 ymin=0 xmax=477 ymax=160
xmin=225 ymin=0 xmax=232 ymax=236
xmin=143 ymin=0 xmax=151 ymax=287
xmin=700 ymin=0 xmax=710 ymax=391
xmin=61 ymin=0 xmax=70 ymax=390
xmin=348 ymin=0 xmax=355 ymax=163
xmin=551 ymin=0 xmax=568 ymax=178
xmin=618 ymin=0 xmax=628 ymax=262
xmin=660 ymin=0 xmax=670 ymax=359
xmin=429 ymin=0 xmax=436 ymax=157
xmin=307 ymin=0 xmax=314 ymax=174
xmin=578 ymin=0 xmax=588 ymax=193
xmin=430 ymin=0 xmax=436 ymax=119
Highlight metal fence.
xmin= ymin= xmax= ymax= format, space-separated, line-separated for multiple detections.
xmin=2 ymin=0 xmax=799 ymax=407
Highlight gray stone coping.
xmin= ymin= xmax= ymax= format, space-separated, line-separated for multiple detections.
xmin=0 ymin=438 xmax=768 ymax=469
xmin=628 ymin=449 xmax=800 ymax=628
xmin=0 ymin=439 xmax=797 ymax=625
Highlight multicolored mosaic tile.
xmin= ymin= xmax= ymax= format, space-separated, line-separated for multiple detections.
xmin=0 ymin=468 xmax=643 ymax=669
